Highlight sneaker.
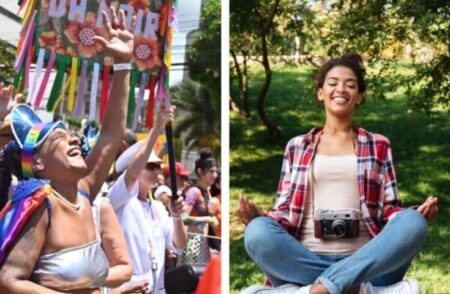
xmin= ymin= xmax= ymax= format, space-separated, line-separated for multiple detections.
xmin=360 ymin=279 xmax=421 ymax=294
xmin=241 ymin=283 xmax=311 ymax=294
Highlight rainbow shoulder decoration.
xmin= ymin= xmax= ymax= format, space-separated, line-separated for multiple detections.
xmin=0 ymin=179 xmax=51 ymax=266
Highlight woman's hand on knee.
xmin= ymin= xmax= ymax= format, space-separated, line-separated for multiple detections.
xmin=237 ymin=193 xmax=265 ymax=225
xmin=417 ymin=196 xmax=438 ymax=223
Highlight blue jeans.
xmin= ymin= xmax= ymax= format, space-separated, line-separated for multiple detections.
xmin=244 ymin=209 xmax=428 ymax=294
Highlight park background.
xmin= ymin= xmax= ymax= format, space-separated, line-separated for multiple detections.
xmin=230 ymin=0 xmax=449 ymax=293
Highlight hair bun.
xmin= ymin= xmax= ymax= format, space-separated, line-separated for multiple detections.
xmin=199 ymin=147 xmax=214 ymax=159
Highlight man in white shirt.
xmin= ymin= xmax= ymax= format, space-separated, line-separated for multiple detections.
xmin=108 ymin=106 xmax=187 ymax=294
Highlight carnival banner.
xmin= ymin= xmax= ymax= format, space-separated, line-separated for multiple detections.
xmin=14 ymin=0 xmax=175 ymax=129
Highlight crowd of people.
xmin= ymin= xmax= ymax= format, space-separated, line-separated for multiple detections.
xmin=0 ymin=6 xmax=221 ymax=294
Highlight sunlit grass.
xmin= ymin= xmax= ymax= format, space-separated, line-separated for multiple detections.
xmin=230 ymin=62 xmax=450 ymax=293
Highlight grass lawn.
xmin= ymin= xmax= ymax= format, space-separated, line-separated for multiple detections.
xmin=229 ymin=62 xmax=450 ymax=293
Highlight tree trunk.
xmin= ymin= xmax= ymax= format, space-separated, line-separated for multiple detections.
xmin=230 ymin=50 xmax=251 ymax=118
xmin=256 ymin=32 xmax=281 ymax=139
xmin=229 ymin=96 xmax=240 ymax=113
xmin=255 ymin=0 xmax=281 ymax=139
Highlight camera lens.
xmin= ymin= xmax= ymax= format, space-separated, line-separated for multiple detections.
xmin=332 ymin=220 xmax=348 ymax=237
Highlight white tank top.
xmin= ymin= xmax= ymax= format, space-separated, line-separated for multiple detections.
xmin=299 ymin=154 xmax=372 ymax=254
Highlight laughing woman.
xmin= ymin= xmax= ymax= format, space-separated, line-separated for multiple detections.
xmin=0 ymin=8 xmax=137 ymax=294
xmin=238 ymin=54 xmax=438 ymax=294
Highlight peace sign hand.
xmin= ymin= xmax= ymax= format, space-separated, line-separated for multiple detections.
xmin=93 ymin=6 xmax=136 ymax=63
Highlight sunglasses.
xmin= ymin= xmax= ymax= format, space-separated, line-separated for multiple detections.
xmin=146 ymin=163 xmax=161 ymax=171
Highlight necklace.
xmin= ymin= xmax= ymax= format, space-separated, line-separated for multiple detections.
xmin=52 ymin=188 xmax=81 ymax=210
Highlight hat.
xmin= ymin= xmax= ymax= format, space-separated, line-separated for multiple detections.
xmin=0 ymin=114 xmax=12 ymax=136
xmin=147 ymin=151 xmax=163 ymax=164
xmin=115 ymin=139 xmax=162 ymax=173
xmin=163 ymin=162 xmax=191 ymax=178
xmin=11 ymin=104 xmax=65 ymax=149
xmin=154 ymin=185 xmax=172 ymax=200
xmin=10 ymin=104 xmax=65 ymax=178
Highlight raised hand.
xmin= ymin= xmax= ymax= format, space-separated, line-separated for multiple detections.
xmin=93 ymin=7 xmax=136 ymax=63
xmin=0 ymin=83 xmax=24 ymax=121
xmin=237 ymin=194 xmax=265 ymax=225
xmin=154 ymin=105 xmax=176 ymax=132
xmin=417 ymin=196 xmax=438 ymax=223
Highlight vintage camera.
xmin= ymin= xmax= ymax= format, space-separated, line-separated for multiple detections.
xmin=314 ymin=208 xmax=359 ymax=239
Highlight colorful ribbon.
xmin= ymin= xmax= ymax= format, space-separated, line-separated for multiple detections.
xmin=89 ymin=63 xmax=100 ymax=121
xmin=127 ymin=70 xmax=138 ymax=126
xmin=132 ymin=72 xmax=148 ymax=131
xmin=100 ymin=65 xmax=110 ymax=123
xmin=34 ymin=51 xmax=56 ymax=108
xmin=73 ymin=59 xmax=88 ymax=116
xmin=67 ymin=57 xmax=79 ymax=112
xmin=146 ymin=75 xmax=158 ymax=129
xmin=28 ymin=48 xmax=46 ymax=104
xmin=47 ymin=55 xmax=67 ymax=112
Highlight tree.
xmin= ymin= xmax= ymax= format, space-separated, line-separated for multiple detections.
xmin=231 ymin=0 xmax=294 ymax=139
xmin=318 ymin=0 xmax=449 ymax=111
xmin=171 ymin=80 xmax=220 ymax=157
xmin=186 ymin=0 xmax=221 ymax=112
xmin=0 ymin=41 xmax=16 ymax=84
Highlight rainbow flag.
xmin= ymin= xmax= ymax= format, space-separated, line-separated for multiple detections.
xmin=0 ymin=179 xmax=50 ymax=266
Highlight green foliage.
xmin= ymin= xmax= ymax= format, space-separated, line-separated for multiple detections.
xmin=186 ymin=0 xmax=221 ymax=102
xmin=230 ymin=64 xmax=450 ymax=293
xmin=318 ymin=0 xmax=450 ymax=112
xmin=0 ymin=41 xmax=16 ymax=83
xmin=170 ymin=80 xmax=220 ymax=157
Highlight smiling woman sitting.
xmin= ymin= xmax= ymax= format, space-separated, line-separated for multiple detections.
xmin=238 ymin=54 xmax=438 ymax=294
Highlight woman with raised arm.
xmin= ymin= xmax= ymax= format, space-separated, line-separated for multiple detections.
xmin=0 ymin=7 xmax=138 ymax=294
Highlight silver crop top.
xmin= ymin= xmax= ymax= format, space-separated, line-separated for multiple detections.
xmin=31 ymin=201 xmax=110 ymax=291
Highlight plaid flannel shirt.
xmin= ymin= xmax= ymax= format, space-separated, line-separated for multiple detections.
xmin=268 ymin=126 xmax=403 ymax=237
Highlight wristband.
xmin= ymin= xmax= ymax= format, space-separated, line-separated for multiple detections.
xmin=113 ymin=63 xmax=132 ymax=72
xmin=172 ymin=216 xmax=182 ymax=221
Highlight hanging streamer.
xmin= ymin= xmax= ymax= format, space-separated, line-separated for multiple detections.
xmin=23 ymin=45 xmax=34 ymax=92
xmin=15 ymin=14 xmax=35 ymax=73
xmin=67 ymin=57 xmax=79 ymax=112
xmin=156 ymin=65 xmax=169 ymax=107
xmin=73 ymin=60 xmax=88 ymax=116
xmin=13 ymin=67 xmax=24 ymax=91
xmin=47 ymin=56 xmax=67 ymax=112
xmin=34 ymin=50 xmax=56 ymax=108
xmin=21 ymin=0 xmax=37 ymax=26
xmin=100 ymin=65 xmax=110 ymax=123
xmin=132 ymin=72 xmax=148 ymax=131
xmin=146 ymin=75 xmax=158 ymax=129
xmin=127 ymin=71 xmax=138 ymax=126
xmin=16 ymin=10 xmax=35 ymax=57
xmin=17 ymin=0 xmax=30 ymax=15
xmin=52 ymin=78 xmax=71 ymax=112
xmin=89 ymin=63 xmax=100 ymax=121
xmin=28 ymin=48 xmax=46 ymax=104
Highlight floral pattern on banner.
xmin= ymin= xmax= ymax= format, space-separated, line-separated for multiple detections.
xmin=35 ymin=0 xmax=169 ymax=72
xmin=64 ymin=12 xmax=107 ymax=59
xmin=132 ymin=35 xmax=161 ymax=71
